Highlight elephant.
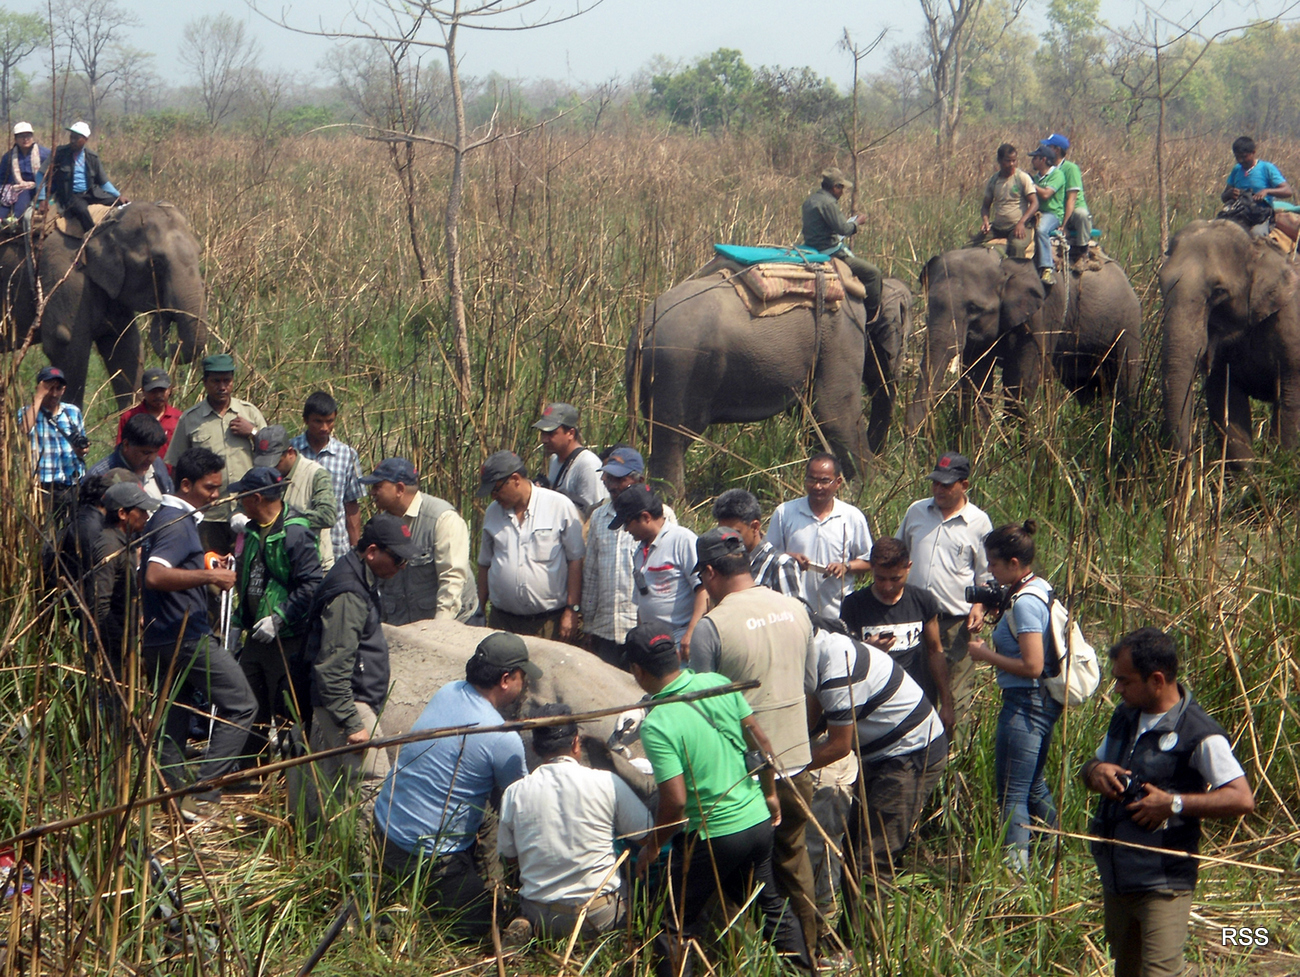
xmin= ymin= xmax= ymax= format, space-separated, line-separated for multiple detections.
xmin=0 ymin=202 xmax=206 ymax=408
xmin=903 ymin=247 xmax=1141 ymax=433
xmin=1159 ymin=220 xmax=1300 ymax=463
xmin=627 ymin=273 xmax=912 ymax=494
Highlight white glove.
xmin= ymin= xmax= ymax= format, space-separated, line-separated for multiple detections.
xmin=609 ymin=707 xmax=647 ymax=747
xmin=229 ymin=512 xmax=251 ymax=535
xmin=251 ymin=615 xmax=280 ymax=643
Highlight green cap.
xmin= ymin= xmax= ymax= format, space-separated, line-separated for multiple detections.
xmin=202 ymin=352 xmax=236 ymax=374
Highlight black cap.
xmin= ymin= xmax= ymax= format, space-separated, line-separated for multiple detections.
xmin=1029 ymin=143 xmax=1053 ymax=159
xmin=927 ymin=452 xmax=971 ymax=485
xmin=229 ymin=466 xmax=285 ymax=495
xmin=102 ymin=481 xmax=161 ymax=512
xmin=532 ymin=403 xmax=581 ymax=431
xmin=608 ymin=484 xmax=658 ymax=530
xmin=360 ymin=457 xmax=419 ymax=486
xmin=623 ymin=621 xmax=680 ymax=671
xmin=141 ymin=367 xmax=171 ymax=391
xmin=692 ymin=526 xmax=746 ymax=574
xmin=357 ymin=512 xmax=419 ymax=561
xmin=252 ymin=425 xmax=291 ymax=467
xmin=477 ymin=450 xmax=526 ymax=497
xmin=471 ymin=632 xmax=543 ymax=680
xmin=36 ymin=365 xmax=66 ymax=384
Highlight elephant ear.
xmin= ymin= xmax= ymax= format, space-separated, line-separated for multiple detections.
xmin=82 ymin=222 xmax=139 ymax=300
xmin=1249 ymin=240 xmax=1297 ymax=325
xmin=998 ymin=257 xmax=1045 ymax=330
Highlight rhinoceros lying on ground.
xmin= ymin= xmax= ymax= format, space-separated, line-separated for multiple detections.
xmin=380 ymin=619 xmax=644 ymax=743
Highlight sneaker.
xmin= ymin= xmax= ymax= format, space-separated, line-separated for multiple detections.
xmin=1039 ymin=267 xmax=1055 ymax=285
xmin=177 ymin=789 xmax=223 ymax=823
xmin=501 ymin=916 xmax=533 ymax=947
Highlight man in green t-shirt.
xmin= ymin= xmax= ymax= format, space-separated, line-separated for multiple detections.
xmin=627 ymin=622 xmax=811 ymax=977
xmin=1044 ymin=133 xmax=1090 ymax=246
xmin=1031 ymin=144 xmax=1068 ymax=285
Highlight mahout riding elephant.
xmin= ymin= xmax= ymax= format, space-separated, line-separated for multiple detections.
xmin=1159 ymin=220 xmax=1300 ymax=463
xmin=0 ymin=202 xmax=206 ymax=408
xmin=903 ymin=247 xmax=1141 ymax=433
xmin=627 ymin=274 xmax=912 ymax=494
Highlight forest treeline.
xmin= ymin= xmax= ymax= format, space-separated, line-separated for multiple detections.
xmin=0 ymin=0 xmax=1297 ymax=149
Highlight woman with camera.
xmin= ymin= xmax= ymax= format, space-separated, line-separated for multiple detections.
xmin=966 ymin=520 xmax=1062 ymax=872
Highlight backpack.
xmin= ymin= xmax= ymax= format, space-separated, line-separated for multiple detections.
xmin=1013 ymin=582 xmax=1101 ymax=707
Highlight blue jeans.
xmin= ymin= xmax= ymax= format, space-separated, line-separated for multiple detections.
xmin=1036 ymin=212 xmax=1061 ymax=268
xmin=994 ymin=686 xmax=1063 ymax=850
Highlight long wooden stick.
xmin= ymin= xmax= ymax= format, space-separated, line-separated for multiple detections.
xmin=1 ymin=679 xmax=760 ymax=847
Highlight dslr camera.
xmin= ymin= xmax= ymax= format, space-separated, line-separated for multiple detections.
xmin=965 ymin=582 xmax=1011 ymax=612
xmin=1118 ymin=774 xmax=1147 ymax=804
xmin=67 ymin=432 xmax=90 ymax=453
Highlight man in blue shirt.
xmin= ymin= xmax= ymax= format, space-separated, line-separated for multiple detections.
xmin=37 ymin=121 xmax=125 ymax=234
xmin=1221 ymin=135 xmax=1300 ymax=238
xmin=372 ymin=632 xmax=540 ymax=939
xmin=18 ymin=366 xmax=87 ymax=521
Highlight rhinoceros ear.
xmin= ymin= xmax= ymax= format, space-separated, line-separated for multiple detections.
xmin=1249 ymin=240 xmax=1297 ymax=325
xmin=998 ymin=257 xmax=1045 ymax=330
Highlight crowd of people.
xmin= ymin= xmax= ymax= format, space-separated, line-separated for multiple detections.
xmin=25 ymin=351 xmax=1256 ymax=976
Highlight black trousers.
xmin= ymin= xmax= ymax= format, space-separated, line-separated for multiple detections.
xmin=60 ymin=191 xmax=102 ymax=233
xmin=655 ymin=819 xmax=812 ymax=977
xmin=376 ymin=834 xmax=495 ymax=939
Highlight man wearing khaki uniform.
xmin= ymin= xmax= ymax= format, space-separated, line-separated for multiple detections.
xmin=165 ymin=352 xmax=267 ymax=555
xmin=687 ymin=526 xmax=820 ymax=961
xmin=363 ymin=457 xmax=478 ymax=624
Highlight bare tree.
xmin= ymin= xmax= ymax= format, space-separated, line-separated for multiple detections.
xmin=838 ymin=28 xmax=888 ymax=208
xmin=180 ymin=14 xmax=260 ymax=129
xmin=918 ymin=0 xmax=1026 ymax=152
xmin=262 ymin=0 xmax=603 ymax=407
xmin=0 ymin=12 xmax=46 ymax=132
xmin=52 ymin=0 xmax=139 ymax=126
xmin=109 ymin=44 xmax=154 ymax=116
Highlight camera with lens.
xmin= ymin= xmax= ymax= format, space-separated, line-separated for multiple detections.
xmin=67 ymin=432 xmax=90 ymax=453
xmin=1118 ymin=774 xmax=1147 ymax=804
xmin=965 ymin=582 xmax=1011 ymax=612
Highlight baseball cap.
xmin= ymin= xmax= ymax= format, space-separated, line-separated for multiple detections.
xmin=476 ymin=450 xmax=526 ymax=497
xmin=360 ymin=457 xmax=418 ymax=486
xmin=692 ymin=526 xmax=746 ymax=574
xmin=622 ymin=621 xmax=680 ymax=672
xmin=1043 ymin=133 xmax=1070 ymax=150
xmin=608 ymin=484 xmax=658 ymax=530
xmin=66 ymin=121 xmax=90 ymax=138
xmin=471 ymin=631 xmax=543 ymax=680
xmin=252 ymin=425 xmax=290 ymax=466
xmin=36 ymin=366 xmax=66 ymax=384
xmin=141 ymin=367 xmax=171 ymax=391
xmin=228 ymin=466 xmax=284 ymax=495
xmin=102 ymin=481 xmax=160 ymax=513
xmin=357 ymin=512 xmax=419 ymax=562
xmin=532 ymin=403 xmax=581 ymax=432
xmin=12 ymin=122 xmax=32 ymax=136
xmin=202 ymin=352 xmax=235 ymax=374
xmin=928 ymin=451 xmax=971 ymax=484
xmin=821 ymin=167 xmax=852 ymax=188
xmin=1029 ymin=143 xmax=1054 ymax=159
xmin=599 ymin=446 xmax=645 ymax=478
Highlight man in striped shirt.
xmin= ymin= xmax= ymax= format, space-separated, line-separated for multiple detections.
xmin=713 ymin=488 xmax=803 ymax=598
xmin=807 ymin=616 xmax=948 ymax=883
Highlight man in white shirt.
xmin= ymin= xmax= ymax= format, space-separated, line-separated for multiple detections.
xmin=533 ymin=402 xmax=608 ymax=519
xmin=896 ymin=451 xmax=993 ymax=746
xmin=498 ymin=704 xmax=653 ymax=940
xmin=477 ymin=450 xmax=585 ymax=641
xmin=767 ymin=453 xmax=873 ymax=618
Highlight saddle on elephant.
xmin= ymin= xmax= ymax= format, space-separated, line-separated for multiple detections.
xmin=0 ymin=201 xmax=118 ymax=243
xmin=691 ymin=244 xmax=865 ymax=318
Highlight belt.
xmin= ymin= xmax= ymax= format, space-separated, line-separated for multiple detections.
xmin=499 ymin=605 xmax=565 ymax=621
xmin=528 ymin=891 xmax=618 ymax=915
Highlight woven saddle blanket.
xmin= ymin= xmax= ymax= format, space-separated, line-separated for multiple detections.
xmin=693 ymin=248 xmax=866 ymax=318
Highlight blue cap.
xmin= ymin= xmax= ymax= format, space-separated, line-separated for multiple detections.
xmin=599 ymin=446 xmax=644 ymax=478
xmin=229 ymin=466 xmax=284 ymax=496
xmin=360 ymin=457 xmax=418 ymax=486
xmin=1043 ymin=133 xmax=1070 ymax=150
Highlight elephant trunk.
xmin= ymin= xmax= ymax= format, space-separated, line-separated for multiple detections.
xmin=155 ymin=268 xmax=207 ymax=363
xmin=1160 ymin=294 xmax=1209 ymax=454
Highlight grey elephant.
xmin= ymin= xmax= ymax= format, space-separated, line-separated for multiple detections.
xmin=627 ymin=275 xmax=912 ymax=494
xmin=0 ymin=202 xmax=206 ymax=408
xmin=1160 ymin=220 xmax=1300 ymax=462
xmin=904 ymin=248 xmax=1141 ymax=433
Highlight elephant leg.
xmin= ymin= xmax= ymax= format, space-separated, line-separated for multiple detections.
xmin=1276 ymin=376 xmax=1300 ymax=449
xmin=862 ymin=337 xmax=895 ymax=456
xmin=1206 ymin=366 xmax=1254 ymax=463
xmin=961 ymin=347 xmax=997 ymax=430
xmin=1001 ymin=331 xmax=1045 ymax=421
xmin=96 ymin=317 xmax=143 ymax=410
xmin=904 ymin=346 xmax=955 ymax=436
xmin=43 ymin=320 xmax=94 ymax=409
xmin=812 ymin=381 xmax=868 ymax=482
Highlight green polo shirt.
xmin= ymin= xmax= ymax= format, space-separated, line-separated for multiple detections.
xmin=639 ymin=669 xmax=770 ymax=839
xmin=1059 ymin=159 xmax=1088 ymax=214
xmin=1037 ymin=167 xmax=1069 ymax=220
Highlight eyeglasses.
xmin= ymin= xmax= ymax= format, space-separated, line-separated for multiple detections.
xmin=384 ymin=549 xmax=408 ymax=569
xmin=489 ymin=478 xmax=508 ymax=496
xmin=805 ymin=475 xmax=838 ymax=486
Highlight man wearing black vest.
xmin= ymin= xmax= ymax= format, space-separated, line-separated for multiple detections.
xmin=38 ymin=121 xmax=125 ymax=233
xmin=1083 ymin=628 xmax=1254 ymax=977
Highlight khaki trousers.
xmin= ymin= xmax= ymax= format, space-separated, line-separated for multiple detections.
xmin=290 ymin=701 xmax=390 ymax=825
xmin=937 ymin=614 xmax=978 ymax=749
xmin=773 ymin=771 xmax=819 ymax=958
xmin=1103 ymin=889 xmax=1194 ymax=977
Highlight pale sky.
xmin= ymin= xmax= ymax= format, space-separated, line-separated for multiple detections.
xmin=117 ymin=0 xmax=1300 ymax=91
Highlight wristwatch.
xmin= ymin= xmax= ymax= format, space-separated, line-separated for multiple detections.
xmin=568 ymin=603 xmax=581 ymax=614
xmin=1170 ymin=793 xmax=1184 ymax=815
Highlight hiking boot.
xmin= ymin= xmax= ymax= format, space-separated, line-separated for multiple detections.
xmin=1039 ymin=267 xmax=1055 ymax=286
xmin=502 ymin=917 xmax=533 ymax=947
